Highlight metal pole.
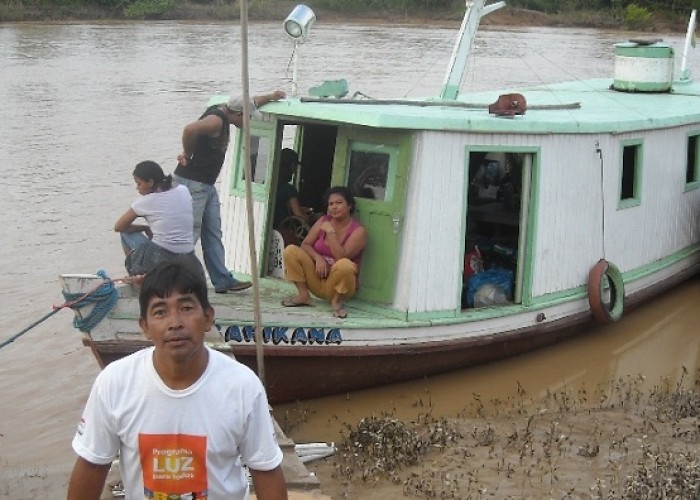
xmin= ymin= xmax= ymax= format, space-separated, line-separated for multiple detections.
xmin=680 ymin=10 xmax=697 ymax=81
xmin=239 ymin=0 xmax=266 ymax=385
xmin=292 ymin=41 xmax=299 ymax=96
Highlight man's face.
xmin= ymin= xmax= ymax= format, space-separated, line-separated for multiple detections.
xmin=229 ymin=110 xmax=244 ymax=128
xmin=139 ymin=291 xmax=214 ymax=362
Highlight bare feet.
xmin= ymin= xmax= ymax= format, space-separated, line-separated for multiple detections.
xmin=331 ymin=297 xmax=347 ymax=318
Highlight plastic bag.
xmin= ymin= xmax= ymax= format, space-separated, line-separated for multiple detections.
xmin=464 ymin=268 xmax=514 ymax=308
xmin=473 ymin=283 xmax=508 ymax=307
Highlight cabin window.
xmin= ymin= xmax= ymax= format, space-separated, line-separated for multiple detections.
xmin=231 ymin=122 xmax=275 ymax=198
xmin=686 ymin=133 xmax=700 ymax=188
xmin=248 ymin=134 xmax=271 ymax=184
xmin=619 ymin=141 xmax=642 ymax=207
xmin=346 ymin=142 xmax=397 ymax=202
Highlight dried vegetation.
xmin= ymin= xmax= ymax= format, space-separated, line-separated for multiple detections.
xmin=294 ymin=370 xmax=700 ymax=499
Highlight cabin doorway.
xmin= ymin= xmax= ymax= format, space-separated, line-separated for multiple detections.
xmin=275 ymin=124 xmax=336 ymax=245
xmin=266 ymin=122 xmax=411 ymax=306
xmin=462 ymin=151 xmax=530 ymax=309
xmin=266 ymin=123 xmax=338 ymax=276
xmin=298 ymin=125 xmax=337 ymax=213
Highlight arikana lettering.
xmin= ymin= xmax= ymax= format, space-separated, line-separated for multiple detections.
xmin=224 ymin=326 xmax=343 ymax=345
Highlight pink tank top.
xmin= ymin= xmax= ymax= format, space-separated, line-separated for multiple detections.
xmin=313 ymin=215 xmax=364 ymax=270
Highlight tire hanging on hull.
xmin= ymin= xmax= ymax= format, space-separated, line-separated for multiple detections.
xmin=588 ymin=259 xmax=625 ymax=323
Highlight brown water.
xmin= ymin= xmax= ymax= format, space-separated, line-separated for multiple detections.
xmin=0 ymin=21 xmax=698 ymax=497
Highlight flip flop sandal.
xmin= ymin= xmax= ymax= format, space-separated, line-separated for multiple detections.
xmin=281 ymin=297 xmax=312 ymax=307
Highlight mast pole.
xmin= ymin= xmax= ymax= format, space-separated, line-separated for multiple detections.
xmin=440 ymin=0 xmax=505 ymax=100
xmin=680 ymin=9 xmax=697 ymax=82
xmin=239 ymin=0 xmax=266 ymax=385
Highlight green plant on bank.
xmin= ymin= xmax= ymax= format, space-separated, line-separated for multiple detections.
xmin=309 ymin=0 xmax=460 ymax=13
xmin=624 ymin=3 xmax=654 ymax=30
xmin=123 ymin=0 xmax=181 ymax=17
xmin=510 ymin=0 xmax=700 ymax=14
xmin=2 ymin=0 xmax=699 ymax=28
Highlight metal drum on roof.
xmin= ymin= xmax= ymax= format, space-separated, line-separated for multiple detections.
xmin=613 ymin=41 xmax=674 ymax=92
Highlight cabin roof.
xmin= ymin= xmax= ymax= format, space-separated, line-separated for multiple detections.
xmin=261 ymin=78 xmax=700 ymax=134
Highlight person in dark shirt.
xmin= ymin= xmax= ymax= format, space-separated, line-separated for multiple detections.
xmin=174 ymin=91 xmax=285 ymax=293
xmin=273 ymin=148 xmax=308 ymax=227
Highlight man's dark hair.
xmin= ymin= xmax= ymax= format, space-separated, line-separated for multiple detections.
xmin=139 ymin=259 xmax=211 ymax=318
xmin=279 ymin=148 xmax=299 ymax=183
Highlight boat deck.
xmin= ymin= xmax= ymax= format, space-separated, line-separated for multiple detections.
xmin=205 ymin=276 xmax=419 ymax=332
xmin=111 ymin=274 xmax=519 ymax=340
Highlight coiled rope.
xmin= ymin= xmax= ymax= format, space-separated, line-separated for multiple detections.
xmin=61 ymin=270 xmax=119 ymax=333
xmin=0 ymin=270 xmax=119 ymax=350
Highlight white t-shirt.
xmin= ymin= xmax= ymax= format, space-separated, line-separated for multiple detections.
xmin=131 ymin=184 xmax=194 ymax=253
xmin=72 ymin=347 xmax=282 ymax=499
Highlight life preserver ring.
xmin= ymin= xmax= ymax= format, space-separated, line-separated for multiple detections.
xmin=587 ymin=259 xmax=624 ymax=323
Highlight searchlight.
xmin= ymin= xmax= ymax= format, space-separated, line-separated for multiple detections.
xmin=284 ymin=4 xmax=316 ymax=95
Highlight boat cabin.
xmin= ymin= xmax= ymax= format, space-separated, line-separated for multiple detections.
xmin=216 ymin=94 xmax=535 ymax=318
xmin=217 ymin=60 xmax=700 ymax=321
xmin=214 ymin=1 xmax=699 ymax=322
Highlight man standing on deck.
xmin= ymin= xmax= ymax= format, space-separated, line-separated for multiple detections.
xmin=174 ymin=90 xmax=286 ymax=293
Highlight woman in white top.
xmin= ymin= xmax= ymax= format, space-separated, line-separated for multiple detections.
xmin=115 ymin=160 xmax=203 ymax=278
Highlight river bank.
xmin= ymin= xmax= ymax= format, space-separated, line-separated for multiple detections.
xmin=0 ymin=1 xmax=691 ymax=33
xmin=295 ymin=373 xmax=700 ymax=499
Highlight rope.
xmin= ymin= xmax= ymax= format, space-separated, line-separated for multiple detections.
xmin=299 ymin=96 xmax=581 ymax=110
xmin=0 ymin=309 xmax=62 ymax=350
xmin=0 ymin=270 xmax=119 ymax=350
xmin=61 ymin=270 xmax=119 ymax=333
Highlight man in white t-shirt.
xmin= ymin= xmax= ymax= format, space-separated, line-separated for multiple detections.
xmin=67 ymin=260 xmax=287 ymax=500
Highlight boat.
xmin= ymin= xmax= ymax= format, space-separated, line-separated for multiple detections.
xmin=60 ymin=1 xmax=700 ymax=404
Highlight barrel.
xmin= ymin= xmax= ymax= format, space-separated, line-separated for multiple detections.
xmin=613 ymin=41 xmax=674 ymax=92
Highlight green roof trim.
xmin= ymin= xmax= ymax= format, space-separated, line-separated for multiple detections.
xmin=614 ymin=42 xmax=674 ymax=58
xmin=260 ymin=78 xmax=700 ymax=135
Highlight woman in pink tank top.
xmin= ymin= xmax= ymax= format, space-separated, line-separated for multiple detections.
xmin=281 ymin=186 xmax=367 ymax=318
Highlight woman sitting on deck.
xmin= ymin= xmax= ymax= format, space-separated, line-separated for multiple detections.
xmin=281 ymin=186 xmax=367 ymax=318
xmin=114 ymin=160 xmax=203 ymax=279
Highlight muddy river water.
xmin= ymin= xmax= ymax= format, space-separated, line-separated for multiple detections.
xmin=0 ymin=20 xmax=698 ymax=497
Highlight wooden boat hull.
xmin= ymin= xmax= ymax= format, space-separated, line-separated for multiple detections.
xmin=72 ymin=257 xmax=697 ymax=404
xmin=81 ymin=314 xmax=588 ymax=403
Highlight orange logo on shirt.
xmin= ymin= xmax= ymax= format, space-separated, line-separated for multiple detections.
xmin=139 ymin=433 xmax=208 ymax=498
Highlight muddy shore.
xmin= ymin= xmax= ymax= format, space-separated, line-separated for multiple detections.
xmin=297 ymin=375 xmax=700 ymax=499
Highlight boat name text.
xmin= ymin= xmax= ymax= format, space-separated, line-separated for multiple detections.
xmin=224 ymin=325 xmax=343 ymax=345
